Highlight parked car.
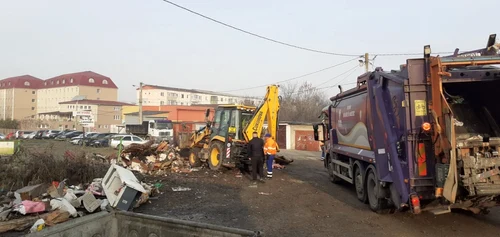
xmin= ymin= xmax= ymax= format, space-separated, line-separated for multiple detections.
xmin=91 ymin=134 xmax=115 ymax=147
xmin=110 ymin=135 xmax=147 ymax=149
xmin=0 ymin=133 xmax=5 ymax=140
xmin=34 ymin=130 xmax=48 ymax=139
xmin=82 ymin=133 xmax=114 ymax=146
xmin=42 ymin=130 xmax=61 ymax=139
xmin=15 ymin=130 xmax=25 ymax=139
xmin=62 ymin=131 xmax=83 ymax=140
xmin=55 ymin=130 xmax=76 ymax=140
xmin=22 ymin=131 xmax=36 ymax=139
xmin=72 ymin=132 xmax=98 ymax=145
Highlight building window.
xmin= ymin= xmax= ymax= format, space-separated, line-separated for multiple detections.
xmin=102 ymin=80 xmax=108 ymax=85
xmin=97 ymin=89 xmax=100 ymax=93
xmin=160 ymin=92 xmax=164 ymax=96
xmin=32 ymin=91 xmax=35 ymax=94
xmin=31 ymin=107 xmax=34 ymax=110
xmin=104 ymin=125 xmax=109 ymax=129
xmin=80 ymin=106 xmax=83 ymax=109
xmin=89 ymin=78 xmax=95 ymax=83
xmin=160 ymin=101 xmax=164 ymax=105
xmin=62 ymin=79 xmax=66 ymax=84
xmin=113 ymin=106 xmax=120 ymax=111
xmin=32 ymin=99 xmax=35 ymax=102
xmin=44 ymin=82 xmax=47 ymax=86
xmin=113 ymin=115 xmax=120 ymax=120
xmin=8 ymin=82 xmax=11 ymax=86
xmin=56 ymin=80 xmax=60 ymax=85
xmin=24 ymin=81 xmax=30 ymax=86
xmin=50 ymin=81 xmax=54 ymax=85
xmin=181 ymin=94 xmax=184 ymax=98
xmin=70 ymin=78 xmax=74 ymax=83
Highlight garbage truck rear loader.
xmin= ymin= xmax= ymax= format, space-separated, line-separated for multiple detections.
xmin=314 ymin=34 xmax=500 ymax=214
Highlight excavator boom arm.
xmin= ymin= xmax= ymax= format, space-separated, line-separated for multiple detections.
xmin=243 ymin=85 xmax=280 ymax=144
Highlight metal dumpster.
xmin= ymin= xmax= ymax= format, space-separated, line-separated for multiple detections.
xmin=28 ymin=211 xmax=263 ymax=237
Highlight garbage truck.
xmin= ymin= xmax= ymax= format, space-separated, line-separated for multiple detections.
xmin=313 ymin=34 xmax=500 ymax=214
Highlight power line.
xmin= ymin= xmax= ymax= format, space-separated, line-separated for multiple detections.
xmin=160 ymin=1 xmax=456 ymax=57
xmin=217 ymin=56 xmax=361 ymax=93
xmin=291 ymin=66 xmax=360 ymax=95
xmin=160 ymin=0 xmax=361 ymax=57
xmin=313 ymin=65 xmax=359 ymax=88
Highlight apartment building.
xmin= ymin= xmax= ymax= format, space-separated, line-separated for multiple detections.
xmin=0 ymin=75 xmax=43 ymax=120
xmin=37 ymin=71 xmax=118 ymax=113
xmin=138 ymin=85 xmax=262 ymax=107
xmin=35 ymin=99 xmax=130 ymax=132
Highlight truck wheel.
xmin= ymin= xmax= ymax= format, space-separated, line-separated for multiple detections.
xmin=327 ymin=154 xmax=342 ymax=183
xmin=189 ymin=149 xmax=202 ymax=167
xmin=354 ymin=166 xmax=367 ymax=203
xmin=366 ymin=169 xmax=390 ymax=213
xmin=208 ymin=142 xmax=224 ymax=171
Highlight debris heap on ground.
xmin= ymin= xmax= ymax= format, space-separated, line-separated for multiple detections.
xmin=116 ymin=141 xmax=196 ymax=175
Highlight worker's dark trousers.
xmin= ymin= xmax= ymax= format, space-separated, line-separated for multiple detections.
xmin=251 ymin=156 xmax=264 ymax=180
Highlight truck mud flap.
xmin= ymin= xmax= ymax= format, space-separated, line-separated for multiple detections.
xmin=28 ymin=211 xmax=263 ymax=237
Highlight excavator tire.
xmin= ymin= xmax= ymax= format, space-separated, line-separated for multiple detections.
xmin=189 ymin=148 xmax=202 ymax=167
xmin=208 ymin=141 xmax=224 ymax=171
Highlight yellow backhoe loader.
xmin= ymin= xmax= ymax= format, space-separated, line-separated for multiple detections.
xmin=187 ymin=85 xmax=280 ymax=171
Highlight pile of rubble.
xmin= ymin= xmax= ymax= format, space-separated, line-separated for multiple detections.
xmin=0 ymin=165 xmax=160 ymax=234
xmin=113 ymin=141 xmax=198 ymax=175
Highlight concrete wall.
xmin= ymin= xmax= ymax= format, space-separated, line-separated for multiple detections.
xmin=29 ymin=211 xmax=262 ymax=237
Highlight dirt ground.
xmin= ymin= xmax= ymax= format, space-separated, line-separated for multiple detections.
xmin=134 ymin=150 xmax=500 ymax=237
xmin=4 ymin=140 xmax=500 ymax=236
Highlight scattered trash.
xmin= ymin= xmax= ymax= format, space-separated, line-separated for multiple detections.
xmin=17 ymin=200 xmax=46 ymax=215
xmin=81 ymin=192 xmax=101 ymax=213
xmin=258 ymin=192 xmax=271 ymax=196
xmin=87 ymin=179 xmax=105 ymax=196
xmin=29 ymin=218 xmax=45 ymax=233
xmin=15 ymin=184 xmax=48 ymax=201
xmin=172 ymin=187 xmax=191 ymax=192
xmin=45 ymin=210 xmax=70 ymax=226
xmin=50 ymin=198 xmax=78 ymax=217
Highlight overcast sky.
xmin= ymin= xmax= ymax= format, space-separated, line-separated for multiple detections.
xmin=0 ymin=0 xmax=496 ymax=102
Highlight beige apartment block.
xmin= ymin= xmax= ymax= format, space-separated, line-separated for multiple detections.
xmin=0 ymin=75 xmax=42 ymax=120
xmin=37 ymin=71 xmax=118 ymax=113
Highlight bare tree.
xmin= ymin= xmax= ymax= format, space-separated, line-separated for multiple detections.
xmin=279 ymin=81 xmax=330 ymax=123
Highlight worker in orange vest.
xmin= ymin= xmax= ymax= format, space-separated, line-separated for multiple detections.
xmin=263 ymin=133 xmax=278 ymax=178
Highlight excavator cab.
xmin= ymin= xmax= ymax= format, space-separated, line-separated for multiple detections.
xmin=211 ymin=105 xmax=256 ymax=142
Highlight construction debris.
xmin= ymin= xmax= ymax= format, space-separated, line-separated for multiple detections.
xmin=117 ymin=141 xmax=197 ymax=175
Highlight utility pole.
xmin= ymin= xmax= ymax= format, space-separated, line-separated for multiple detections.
xmin=139 ymin=82 xmax=143 ymax=124
xmin=364 ymin=53 xmax=370 ymax=72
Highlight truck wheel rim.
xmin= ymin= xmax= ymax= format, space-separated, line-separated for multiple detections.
xmin=211 ymin=148 xmax=220 ymax=166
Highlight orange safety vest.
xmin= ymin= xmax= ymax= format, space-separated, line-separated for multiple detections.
xmin=264 ymin=138 xmax=278 ymax=155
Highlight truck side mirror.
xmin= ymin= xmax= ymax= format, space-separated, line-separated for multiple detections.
xmin=313 ymin=124 xmax=324 ymax=141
